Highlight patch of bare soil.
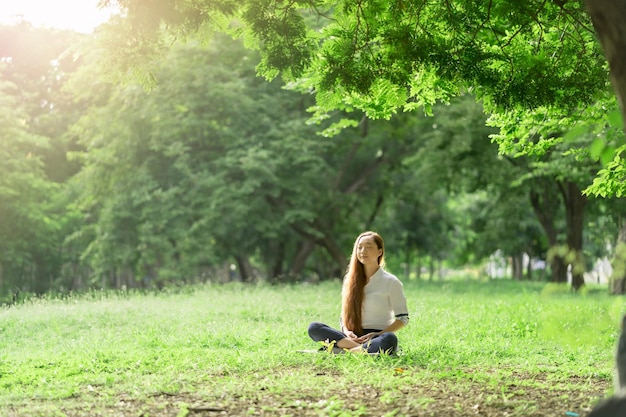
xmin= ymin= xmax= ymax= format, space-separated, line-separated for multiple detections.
xmin=7 ymin=373 xmax=611 ymax=417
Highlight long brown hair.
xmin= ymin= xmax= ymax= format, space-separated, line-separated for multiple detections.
xmin=341 ymin=231 xmax=385 ymax=335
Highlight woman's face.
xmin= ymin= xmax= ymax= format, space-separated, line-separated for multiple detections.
xmin=356 ymin=235 xmax=382 ymax=267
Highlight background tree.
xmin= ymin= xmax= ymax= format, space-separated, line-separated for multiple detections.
xmin=71 ymin=33 xmax=430 ymax=286
xmin=0 ymin=24 xmax=88 ymax=296
xmin=101 ymin=0 xmax=607 ymax=112
xmin=3 ymin=2 xmax=624 ymax=295
xmin=0 ymin=81 xmax=60 ymax=295
xmin=94 ymin=0 xmax=622 ymax=288
xmin=585 ymin=0 xmax=626 ymax=123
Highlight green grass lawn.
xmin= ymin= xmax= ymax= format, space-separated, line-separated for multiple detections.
xmin=0 ymin=279 xmax=623 ymax=416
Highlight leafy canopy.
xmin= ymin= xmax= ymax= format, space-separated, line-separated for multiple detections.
xmin=102 ymin=0 xmax=609 ymax=118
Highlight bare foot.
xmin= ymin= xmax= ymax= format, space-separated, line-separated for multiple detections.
xmin=349 ymin=346 xmax=368 ymax=354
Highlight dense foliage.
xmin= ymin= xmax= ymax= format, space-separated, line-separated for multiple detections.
xmin=1 ymin=0 xmax=625 ymax=294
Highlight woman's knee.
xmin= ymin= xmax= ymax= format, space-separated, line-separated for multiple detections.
xmin=378 ymin=332 xmax=398 ymax=353
xmin=308 ymin=321 xmax=325 ymax=338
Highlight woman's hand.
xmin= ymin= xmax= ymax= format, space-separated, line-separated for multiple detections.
xmin=344 ymin=330 xmax=358 ymax=340
xmin=355 ymin=332 xmax=381 ymax=343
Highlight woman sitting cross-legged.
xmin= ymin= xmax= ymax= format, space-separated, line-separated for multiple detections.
xmin=308 ymin=231 xmax=409 ymax=354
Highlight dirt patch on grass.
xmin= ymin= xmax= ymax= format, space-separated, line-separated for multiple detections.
xmin=6 ymin=372 xmax=611 ymax=417
xmin=184 ymin=376 xmax=606 ymax=417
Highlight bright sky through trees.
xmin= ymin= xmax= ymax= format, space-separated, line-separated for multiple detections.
xmin=0 ymin=0 xmax=115 ymax=33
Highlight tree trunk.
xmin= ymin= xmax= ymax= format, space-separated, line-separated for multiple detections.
xmin=551 ymin=255 xmax=568 ymax=283
xmin=403 ymin=242 xmax=412 ymax=280
xmin=291 ymin=224 xmax=346 ymax=277
xmin=610 ymin=220 xmax=626 ymax=294
xmin=526 ymin=255 xmax=533 ymax=281
xmin=559 ymin=181 xmax=587 ymax=291
xmin=416 ymin=256 xmax=422 ymax=280
xmin=235 ymin=255 xmax=254 ymax=282
xmin=270 ymin=241 xmax=286 ymax=280
xmin=585 ymin=0 xmax=626 ymax=124
xmin=365 ymin=193 xmax=384 ymax=230
xmin=511 ymin=254 xmax=524 ymax=280
xmin=403 ymin=256 xmax=410 ymax=280
xmin=428 ymin=257 xmax=435 ymax=281
xmin=123 ymin=267 xmax=134 ymax=289
xmin=529 ymin=181 xmax=568 ymax=283
xmin=611 ymin=257 xmax=626 ymax=294
xmin=71 ymin=264 xmax=84 ymax=291
xmin=321 ymin=234 xmax=348 ymax=277
xmin=290 ymin=239 xmax=315 ymax=276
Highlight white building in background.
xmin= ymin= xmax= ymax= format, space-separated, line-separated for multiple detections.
xmin=579 ymin=257 xmax=612 ymax=285
xmin=486 ymin=250 xmax=508 ymax=278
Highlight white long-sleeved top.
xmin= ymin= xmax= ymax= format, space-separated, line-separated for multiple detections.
xmin=360 ymin=267 xmax=409 ymax=330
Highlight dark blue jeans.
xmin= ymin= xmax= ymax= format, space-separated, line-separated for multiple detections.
xmin=308 ymin=321 xmax=398 ymax=354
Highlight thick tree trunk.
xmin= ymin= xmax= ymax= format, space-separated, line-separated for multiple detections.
xmin=559 ymin=181 xmax=587 ymax=291
xmin=289 ymin=239 xmax=315 ymax=276
xmin=529 ymin=181 xmax=567 ymax=283
xmin=235 ymin=255 xmax=254 ymax=282
xmin=586 ymin=6 xmax=626 ymax=298
xmin=320 ymin=234 xmax=348 ymax=276
xmin=585 ymin=0 xmax=626 ymax=124
xmin=291 ymin=223 xmax=347 ymax=277
xmin=551 ymin=256 xmax=568 ymax=283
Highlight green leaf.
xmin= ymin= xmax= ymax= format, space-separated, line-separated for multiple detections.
xmin=563 ymin=125 xmax=588 ymax=142
xmin=600 ymin=146 xmax=616 ymax=166
xmin=589 ymin=137 xmax=605 ymax=160
xmin=607 ymin=110 xmax=624 ymax=130
xmin=319 ymin=118 xmax=359 ymax=137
